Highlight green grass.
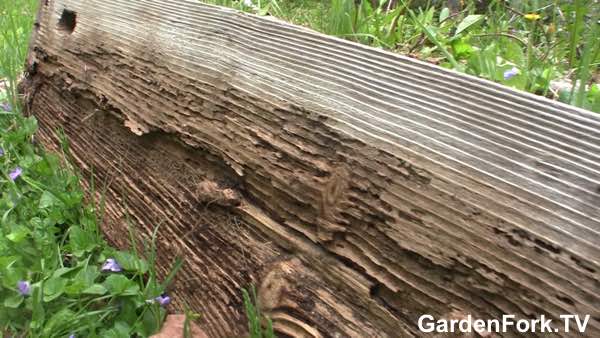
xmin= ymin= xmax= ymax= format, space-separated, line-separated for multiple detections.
xmin=243 ymin=286 xmax=275 ymax=338
xmin=204 ymin=0 xmax=600 ymax=113
xmin=1 ymin=0 xmax=182 ymax=336
xmin=0 ymin=0 xmax=37 ymax=110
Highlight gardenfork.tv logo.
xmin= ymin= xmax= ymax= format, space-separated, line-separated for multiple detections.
xmin=418 ymin=314 xmax=591 ymax=334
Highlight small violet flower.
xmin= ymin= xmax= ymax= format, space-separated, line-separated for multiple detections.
xmin=0 ymin=102 xmax=11 ymax=112
xmin=69 ymin=334 xmax=75 ymax=338
xmin=0 ymin=148 xmax=4 ymax=157
xmin=154 ymin=294 xmax=171 ymax=307
xmin=9 ymin=167 xmax=22 ymax=181
xmin=17 ymin=280 xmax=31 ymax=296
xmin=503 ymin=67 xmax=519 ymax=80
xmin=101 ymin=258 xmax=122 ymax=272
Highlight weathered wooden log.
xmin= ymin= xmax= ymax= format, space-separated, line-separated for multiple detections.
xmin=23 ymin=0 xmax=600 ymax=337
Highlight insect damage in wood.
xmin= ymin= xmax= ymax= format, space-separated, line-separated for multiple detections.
xmin=317 ymin=166 xmax=351 ymax=243
xmin=23 ymin=0 xmax=600 ymax=337
xmin=195 ymin=179 xmax=241 ymax=208
xmin=57 ymin=9 xmax=76 ymax=34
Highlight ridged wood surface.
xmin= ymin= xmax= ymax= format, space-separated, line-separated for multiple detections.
xmin=24 ymin=0 xmax=600 ymax=337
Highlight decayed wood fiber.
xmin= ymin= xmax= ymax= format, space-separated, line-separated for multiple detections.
xmin=23 ymin=0 xmax=600 ymax=337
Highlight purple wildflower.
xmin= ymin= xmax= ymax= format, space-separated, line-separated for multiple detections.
xmin=9 ymin=167 xmax=22 ymax=181
xmin=0 ymin=148 xmax=4 ymax=156
xmin=69 ymin=334 xmax=75 ymax=338
xmin=101 ymin=258 xmax=122 ymax=272
xmin=17 ymin=280 xmax=31 ymax=296
xmin=503 ymin=67 xmax=519 ymax=80
xmin=0 ymin=102 xmax=11 ymax=112
xmin=154 ymin=294 xmax=171 ymax=307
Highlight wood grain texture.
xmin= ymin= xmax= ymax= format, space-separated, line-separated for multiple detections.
xmin=23 ymin=0 xmax=600 ymax=337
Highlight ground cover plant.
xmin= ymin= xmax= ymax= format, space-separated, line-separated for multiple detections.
xmin=1 ymin=1 xmax=276 ymax=336
xmin=1 ymin=0 xmax=182 ymax=336
xmin=205 ymin=0 xmax=600 ymax=113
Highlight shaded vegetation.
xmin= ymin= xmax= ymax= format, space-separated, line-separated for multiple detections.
xmin=1 ymin=0 xmax=182 ymax=336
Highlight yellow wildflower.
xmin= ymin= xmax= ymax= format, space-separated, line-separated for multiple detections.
xmin=524 ymin=13 xmax=541 ymax=21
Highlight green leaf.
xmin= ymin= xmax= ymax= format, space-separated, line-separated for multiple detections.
xmin=76 ymin=264 xmax=100 ymax=289
xmin=119 ymin=298 xmax=140 ymax=324
xmin=0 ymin=267 xmax=23 ymax=290
xmin=82 ymin=284 xmax=108 ymax=295
xmin=134 ymin=307 xmax=165 ymax=337
xmin=451 ymin=38 xmax=474 ymax=59
xmin=43 ymin=277 xmax=66 ymax=302
xmin=558 ymin=87 xmax=573 ymax=104
xmin=589 ymin=83 xmax=600 ymax=97
xmin=103 ymin=321 xmax=131 ymax=337
xmin=103 ymin=274 xmax=139 ymax=296
xmin=6 ymin=226 xmax=30 ymax=243
xmin=585 ymin=83 xmax=600 ymax=113
xmin=258 ymin=3 xmax=271 ymax=16
xmin=503 ymin=40 xmax=525 ymax=66
xmin=52 ymin=266 xmax=81 ymax=278
xmin=41 ymin=308 xmax=76 ymax=337
xmin=3 ymin=294 xmax=23 ymax=308
xmin=439 ymin=7 xmax=450 ymax=23
xmin=64 ymin=279 xmax=88 ymax=296
xmin=113 ymin=251 xmax=148 ymax=273
xmin=69 ymin=226 xmax=97 ymax=257
xmin=38 ymin=190 xmax=59 ymax=209
xmin=454 ymin=15 xmax=484 ymax=37
xmin=31 ymin=284 xmax=45 ymax=329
